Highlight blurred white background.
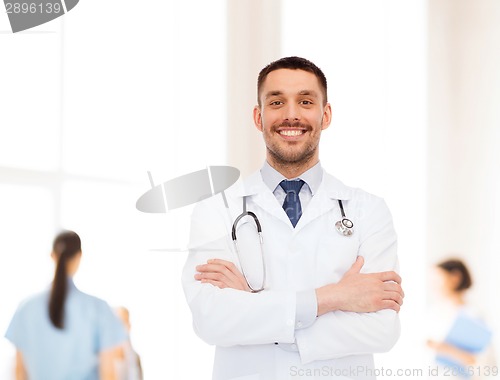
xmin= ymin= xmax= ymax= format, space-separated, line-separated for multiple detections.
xmin=1 ymin=0 xmax=499 ymax=378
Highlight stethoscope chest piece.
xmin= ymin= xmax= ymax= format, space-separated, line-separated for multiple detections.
xmin=335 ymin=218 xmax=354 ymax=236
xmin=335 ymin=200 xmax=354 ymax=236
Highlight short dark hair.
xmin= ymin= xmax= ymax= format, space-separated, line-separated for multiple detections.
xmin=437 ymin=259 xmax=473 ymax=292
xmin=257 ymin=56 xmax=328 ymax=106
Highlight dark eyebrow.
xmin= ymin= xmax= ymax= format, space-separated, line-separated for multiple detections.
xmin=264 ymin=90 xmax=319 ymax=99
xmin=265 ymin=91 xmax=283 ymax=99
xmin=298 ymin=90 xmax=319 ymax=97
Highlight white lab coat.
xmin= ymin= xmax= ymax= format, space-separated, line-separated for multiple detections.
xmin=182 ymin=169 xmax=400 ymax=380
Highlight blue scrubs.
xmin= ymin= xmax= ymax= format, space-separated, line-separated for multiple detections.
xmin=5 ymin=279 xmax=127 ymax=380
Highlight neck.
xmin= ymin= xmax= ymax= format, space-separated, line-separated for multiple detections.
xmin=448 ymin=291 xmax=466 ymax=306
xmin=267 ymin=153 xmax=319 ymax=179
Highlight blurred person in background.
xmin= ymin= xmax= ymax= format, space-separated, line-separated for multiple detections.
xmin=4 ymin=230 xmax=127 ymax=380
xmin=114 ymin=306 xmax=143 ymax=380
xmin=427 ymin=258 xmax=497 ymax=379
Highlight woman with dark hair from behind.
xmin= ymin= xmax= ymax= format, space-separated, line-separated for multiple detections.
xmin=5 ymin=230 xmax=127 ymax=380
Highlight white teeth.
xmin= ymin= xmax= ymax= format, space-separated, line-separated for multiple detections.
xmin=279 ymin=130 xmax=304 ymax=136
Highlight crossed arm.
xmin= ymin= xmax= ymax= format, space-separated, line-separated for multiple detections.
xmin=195 ymin=255 xmax=404 ymax=316
xmin=184 ymin=197 xmax=404 ymax=362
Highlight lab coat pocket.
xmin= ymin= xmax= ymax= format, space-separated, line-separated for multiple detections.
xmin=315 ymin=214 xmax=360 ymax=284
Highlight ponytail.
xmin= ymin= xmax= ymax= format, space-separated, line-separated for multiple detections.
xmin=48 ymin=231 xmax=81 ymax=329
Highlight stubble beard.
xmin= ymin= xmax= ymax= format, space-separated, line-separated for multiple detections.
xmin=264 ymin=121 xmax=320 ymax=171
xmin=267 ymin=141 xmax=317 ymax=168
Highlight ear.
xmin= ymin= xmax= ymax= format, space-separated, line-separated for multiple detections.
xmin=321 ymin=102 xmax=332 ymax=131
xmin=253 ymin=105 xmax=263 ymax=132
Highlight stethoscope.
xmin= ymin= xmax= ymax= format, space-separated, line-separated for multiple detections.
xmin=334 ymin=199 xmax=354 ymax=237
xmin=226 ymin=194 xmax=354 ymax=293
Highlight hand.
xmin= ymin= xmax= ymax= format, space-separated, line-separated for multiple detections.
xmin=427 ymin=339 xmax=476 ymax=365
xmin=426 ymin=339 xmax=439 ymax=349
xmin=195 ymin=259 xmax=250 ymax=291
xmin=316 ymin=256 xmax=404 ymax=316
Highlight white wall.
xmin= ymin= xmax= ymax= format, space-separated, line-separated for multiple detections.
xmin=428 ymin=0 xmax=500 ymax=364
xmin=2 ymin=0 xmax=499 ymax=378
xmin=1 ymin=1 xmax=227 ymax=378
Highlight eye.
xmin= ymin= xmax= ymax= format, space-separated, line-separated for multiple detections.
xmin=300 ymin=100 xmax=313 ymax=105
xmin=269 ymin=100 xmax=283 ymax=106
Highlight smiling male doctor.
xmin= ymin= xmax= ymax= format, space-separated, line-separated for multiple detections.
xmin=182 ymin=56 xmax=404 ymax=380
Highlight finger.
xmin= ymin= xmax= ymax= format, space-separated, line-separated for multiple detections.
xmin=197 ymin=263 xmax=237 ymax=279
xmin=382 ymin=282 xmax=404 ymax=297
xmin=196 ymin=264 xmax=248 ymax=291
xmin=207 ymin=258 xmax=233 ymax=266
xmin=194 ymin=270 xmax=235 ymax=286
xmin=382 ymin=291 xmax=404 ymax=306
xmin=195 ymin=272 xmax=225 ymax=282
xmin=220 ymin=264 xmax=245 ymax=285
xmin=206 ymin=259 xmax=248 ymax=289
xmin=194 ymin=272 xmax=223 ymax=281
xmin=201 ymin=274 xmax=248 ymax=291
xmin=378 ymin=271 xmax=402 ymax=284
xmin=379 ymin=299 xmax=401 ymax=313
xmin=198 ymin=272 xmax=237 ymax=289
xmin=196 ymin=263 xmax=225 ymax=273
xmin=200 ymin=279 xmax=227 ymax=289
xmin=199 ymin=260 xmax=241 ymax=278
xmin=208 ymin=259 xmax=244 ymax=279
xmin=346 ymin=256 xmax=364 ymax=275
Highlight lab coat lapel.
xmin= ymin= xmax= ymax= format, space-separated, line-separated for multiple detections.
xmin=235 ymin=171 xmax=291 ymax=227
xmin=294 ymin=171 xmax=353 ymax=233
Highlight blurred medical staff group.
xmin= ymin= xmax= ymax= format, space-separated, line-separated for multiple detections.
xmin=4 ymin=230 xmax=143 ymax=380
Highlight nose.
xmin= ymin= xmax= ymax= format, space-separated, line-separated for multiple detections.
xmin=282 ymin=103 xmax=300 ymax=121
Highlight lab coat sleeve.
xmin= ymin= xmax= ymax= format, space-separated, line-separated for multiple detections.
xmin=295 ymin=197 xmax=401 ymax=364
xmin=182 ymin=198 xmax=297 ymax=347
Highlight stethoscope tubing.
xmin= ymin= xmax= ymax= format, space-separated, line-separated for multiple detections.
xmin=225 ymin=195 xmax=354 ymax=293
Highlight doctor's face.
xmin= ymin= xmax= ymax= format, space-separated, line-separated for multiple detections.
xmin=254 ymin=69 xmax=332 ymax=170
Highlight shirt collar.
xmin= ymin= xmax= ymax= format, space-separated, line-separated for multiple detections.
xmin=68 ymin=277 xmax=77 ymax=290
xmin=260 ymin=160 xmax=323 ymax=195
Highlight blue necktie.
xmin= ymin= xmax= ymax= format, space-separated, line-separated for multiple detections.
xmin=280 ymin=179 xmax=305 ymax=227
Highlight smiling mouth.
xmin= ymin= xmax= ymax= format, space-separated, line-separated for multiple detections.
xmin=278 ymin=129 xmax=306 ymax=137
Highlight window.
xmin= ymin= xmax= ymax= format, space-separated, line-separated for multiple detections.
xmin=0 ymin=1 xmax=226 ymax=377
